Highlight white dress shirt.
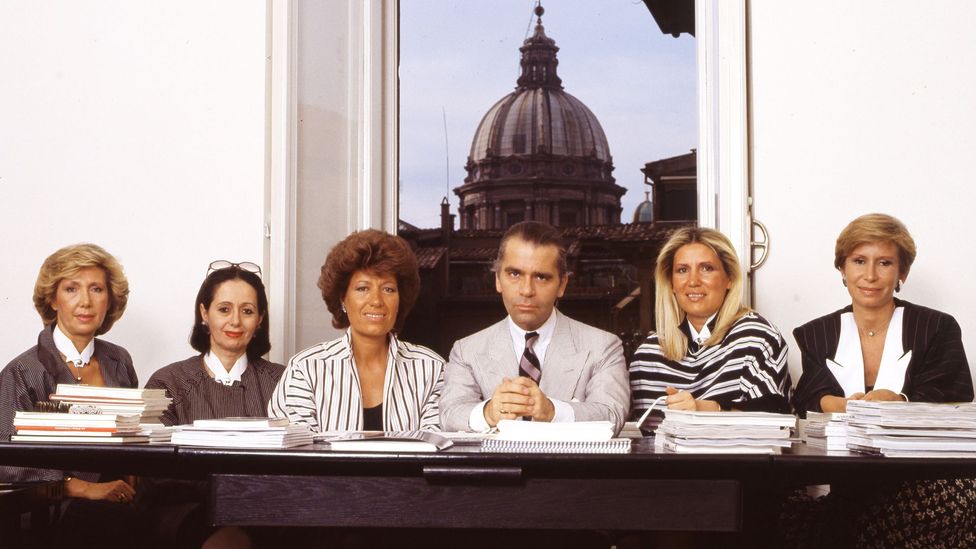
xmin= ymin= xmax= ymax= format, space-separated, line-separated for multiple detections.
xmin=468 ymin=311 xmax=575 ymax=430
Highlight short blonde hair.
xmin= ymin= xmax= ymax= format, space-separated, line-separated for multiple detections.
xmin=33 ymin=243 xmax=129 ymax=335
xmin=834 ymin=213 xmax=916 ymax=277
xmin=654 ymin=227 xmax=749 ymax=361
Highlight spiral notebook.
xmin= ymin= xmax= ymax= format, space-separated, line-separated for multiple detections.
xmin=481 ymin=438 xmax=631 ymax=454
xmin=480 ymin=420 xmax=631 ymax=453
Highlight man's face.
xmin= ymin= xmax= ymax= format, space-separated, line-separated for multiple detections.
xmin=495 ymin=237 xmax=568 ymax=331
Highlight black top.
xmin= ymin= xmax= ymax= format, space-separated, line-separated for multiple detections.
xmin=363 ymin=404 xmax=383 ymax=431
xmin=792 ymin=299 xmax=974 ymax=417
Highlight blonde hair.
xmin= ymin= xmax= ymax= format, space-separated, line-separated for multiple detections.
xmin=654 ymin=227 xmax=749 ymax=361
xmin=33 ymin=243 xmax=130 ymax=335
xmin=835 ymin=213 xmax=916 ymax=277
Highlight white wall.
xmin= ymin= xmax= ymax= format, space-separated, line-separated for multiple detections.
xmin=0 ymin=1 xmax=269 ymax=384
xmin=749 ymin=1 xmax=976 ymax=384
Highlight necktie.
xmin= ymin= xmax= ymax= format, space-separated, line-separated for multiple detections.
xmin=519 ymin=331 xmax=541 ymax=383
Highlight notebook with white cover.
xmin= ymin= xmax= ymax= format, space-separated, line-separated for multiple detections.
xmin=190 ymin=417 xmax=290 ymax=430
xmin=494 ymin=420 xmax=615 ymax=441
xmin=481 ymin=438 xmax=631 ymax=454
xmin=662 ymin=410 xmax=796 ymax=428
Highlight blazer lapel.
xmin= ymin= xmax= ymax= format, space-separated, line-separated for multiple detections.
xmin=478 ymin=320 xmax=518 ymax=385
xmin=540 ymin=311 xmax=586 ymax=400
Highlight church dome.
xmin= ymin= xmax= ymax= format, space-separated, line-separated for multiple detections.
xmin=454 ymin=5 xmax=625 ymax=230
xmin=633 ymin=192 xmax=654 ymax=223
xmin=467 ymin=8 xmax=611 ymax=168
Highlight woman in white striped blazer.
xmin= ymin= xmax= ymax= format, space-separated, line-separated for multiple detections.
xmin=269 ymin=230 xmax=444 ymax=431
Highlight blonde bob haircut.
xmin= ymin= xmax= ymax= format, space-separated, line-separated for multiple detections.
xmin=834 ymin=213 xmax=916 ymax=278
xmin=654 ymin=227 xmax=749 ymax=361
xmin=33 ymin=243 xmax=130 ymax=336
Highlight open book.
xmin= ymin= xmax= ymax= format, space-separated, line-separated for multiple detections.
xmin=327 ymin=431 xmax=453 ymax=452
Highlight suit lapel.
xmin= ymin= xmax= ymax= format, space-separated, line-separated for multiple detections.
xmin=477 ymin=320 xmax=516 ymax=383
xmin=540 ymin=311 xmax=586 ymax=399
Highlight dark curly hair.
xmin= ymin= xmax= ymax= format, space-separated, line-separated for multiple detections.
xmin=190 ymin=267 xmax=271 ymax=360
xmin=318 ymin=230 xmax=420 ymax=332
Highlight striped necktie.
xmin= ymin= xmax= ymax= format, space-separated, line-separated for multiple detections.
xmin=519 ymin=331 xmax=541 ymax=383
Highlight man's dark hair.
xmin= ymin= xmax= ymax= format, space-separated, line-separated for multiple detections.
xmin=493 ymin=221 xmax=568 ymax=276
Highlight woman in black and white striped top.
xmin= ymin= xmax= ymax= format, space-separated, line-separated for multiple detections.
xmin=269 ymin=230 xmax=444 ymax=432
xmin=630 ymin=227 xmax=791 ymax=416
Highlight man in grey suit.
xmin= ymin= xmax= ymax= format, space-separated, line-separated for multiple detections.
xmin=440 ymin=221 xmax=630 ymax=432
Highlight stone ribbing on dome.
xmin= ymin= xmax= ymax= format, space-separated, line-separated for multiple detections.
xmin=454 ymin=5 xmax=625 ymax=230
xmin=468 ymin=88 xmax=612 ymax=163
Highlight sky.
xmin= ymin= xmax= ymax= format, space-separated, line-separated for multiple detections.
xmin=399 ymin=0 xmax=697 ymax=229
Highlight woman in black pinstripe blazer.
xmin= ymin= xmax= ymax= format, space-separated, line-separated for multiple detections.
xmin=784 ymin=214 xmax=976 ymax=548
xmin=0 ymin=244 xmax=144 ymax=548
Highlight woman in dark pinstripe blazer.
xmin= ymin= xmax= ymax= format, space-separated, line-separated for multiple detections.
xmin=784 ymin=214 xmax=976 ymax=548
xmin=269 ymin=230 xmax=444 ymax=432
xmin=0 ymin=243 xmax=143 ymax=548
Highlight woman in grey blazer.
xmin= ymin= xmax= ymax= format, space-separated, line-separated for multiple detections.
xmin=0 ymin=243 xmax=142 ymax=548
xmin=269 ymin=230 xmax=444 ymax=432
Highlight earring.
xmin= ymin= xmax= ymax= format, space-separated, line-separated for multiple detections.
xmin=842 ymin=278 xmax=848 ymax=287
xmin=201 ymin=321 xmax=210 ymax=333
xmin=896 ymin=281 xmax=902 ymax=293
xmin=341 ymin=303 xmax=347 ymax=314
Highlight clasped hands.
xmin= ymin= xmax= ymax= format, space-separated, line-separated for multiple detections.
xmin=484 ymin=376 xmax=555 ymax=426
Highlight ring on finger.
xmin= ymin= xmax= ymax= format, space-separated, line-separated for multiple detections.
xmin=117 ymin=493 xmax=125 ymax=502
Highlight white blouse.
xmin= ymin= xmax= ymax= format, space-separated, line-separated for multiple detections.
xmin=830 ymin=307 xmax=911 ymax=396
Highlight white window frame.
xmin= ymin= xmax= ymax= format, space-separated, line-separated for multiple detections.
xmin=265 ymin=0 xmax=750 ymax=360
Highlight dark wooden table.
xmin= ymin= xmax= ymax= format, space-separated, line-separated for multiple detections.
xmin=2 ymin=439 xmax=975 ymax=538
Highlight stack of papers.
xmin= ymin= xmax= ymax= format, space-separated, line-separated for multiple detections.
xmin=802 ymin=411 xmax=851 ymax=452
xmin=481 ymin=420 xmax=631 ymax=453
xmin=654 ymin=410 xmax=796 ymax=454
xmin=845 ymin=401 xmax=976 ymax=458
xmin=139 ymin=423 xmax=176 ymax=443
xmin=171 ymin=417 xmax=312 ymax=449
xmin=12 ymin=411 xmax=148 ymax=443
xmin=50 ymin=384 xmax=172 ymax=424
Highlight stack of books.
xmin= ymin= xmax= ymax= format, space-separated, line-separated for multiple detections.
xmin=654 ymin=410 xmax=796 ymax=454
xmin=171 ymin=417 xmax=313 ymax=449
xmin=481 ymin=420 xmax=631 ymax=454
xmin=50 ymin=384 xmax=172 ymax=424
xmin=845 ymin=400 xmax=976 ymax=457
xmin=801 ymin=411 xmax=851 ymax=452
xmin=12 ymin=410 xmax=148 ymax=443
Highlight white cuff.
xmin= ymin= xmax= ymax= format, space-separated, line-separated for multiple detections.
xmin=550 ymin=398 xmax=576 ymax=422
xmin=468 ymin=400 xmax=492 ymax=432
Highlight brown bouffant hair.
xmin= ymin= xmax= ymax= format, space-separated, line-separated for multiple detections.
xmin=33 ymin=243 xmax=130 ymax=336
xmin=834 ymin=213 xmax=917 ymax=278
xmin=318 ymin=230 xmax=420 ymax=332
xmin=493 ymin=221 xmax=568 ymax=277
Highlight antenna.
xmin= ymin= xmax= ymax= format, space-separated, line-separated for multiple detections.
xmin=442 ymin=106 xmax=450 ymax=199
xmin=524 ymin=1 xmax=539 ymax=39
